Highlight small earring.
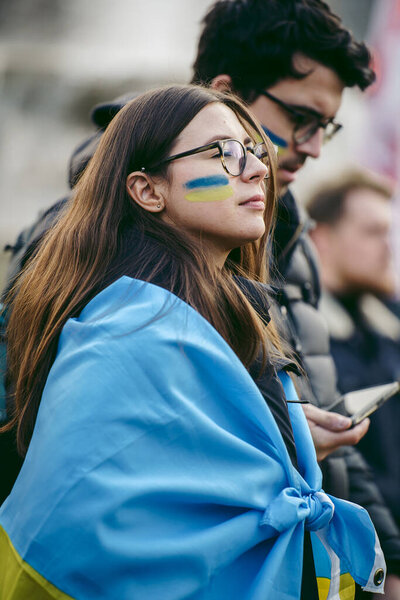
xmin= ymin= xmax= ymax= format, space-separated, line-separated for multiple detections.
xmin=157 ymin=204 xmax=161 ymax=209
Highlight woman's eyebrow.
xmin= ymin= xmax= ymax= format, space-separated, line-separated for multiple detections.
xmin=201 ymin=134 xmax=254 ymax=145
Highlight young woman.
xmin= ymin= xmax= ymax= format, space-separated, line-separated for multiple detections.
xmin=0 ymin=85 xmax=385 ymax=599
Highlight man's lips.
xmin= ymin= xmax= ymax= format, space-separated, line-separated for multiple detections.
xmin=278 ymin=162 xmax=304 ymax=183
xmin=278 ymin=168 xmax=298 ymax=183
xmin=239 ymin=194 xmax=265 ymax=209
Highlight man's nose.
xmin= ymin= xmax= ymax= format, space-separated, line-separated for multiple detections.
xmin=294 ymin=128 xmax=323 ymax=159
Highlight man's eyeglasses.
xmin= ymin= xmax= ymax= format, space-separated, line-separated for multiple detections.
xmin=142 ymin=139 xmax=270 ymax=178
xmin=259 ymin=90 xmax=342 ymax=145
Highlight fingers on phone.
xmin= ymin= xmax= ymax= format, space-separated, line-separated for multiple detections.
xmin=348 ymin=418 xmax=370 ymax=444
xmin=303 ymin=404 xmax=352 ymax=431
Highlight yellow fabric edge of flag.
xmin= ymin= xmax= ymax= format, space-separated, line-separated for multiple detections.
xmin=316 ymin=573 xmax=355 ymax=600
xmin=0 ymin=525 xmax=74 ymax=600
xmin=339 ymin=572 xmax=356 ymax=600
xmin=316 ymin=576 xmax=330 ymax=600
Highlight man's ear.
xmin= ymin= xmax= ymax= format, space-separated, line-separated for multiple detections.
xmin=126 ymin=171 xmax=165 ymax=213
xmin=308 ymin=223 xmax=334 ymax=256
xmin=210 ymin=74 xmax=233 ymax=93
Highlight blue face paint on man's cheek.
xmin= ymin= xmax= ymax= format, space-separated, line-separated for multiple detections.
xmin=262 ymin=125 xmax=289 ymax=156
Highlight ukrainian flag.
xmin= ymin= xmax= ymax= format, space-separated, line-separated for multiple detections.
xmin=0 ymin=278 xmax=386 ymax=599
xmin=311 ymin=531 xmax=355 ymax=600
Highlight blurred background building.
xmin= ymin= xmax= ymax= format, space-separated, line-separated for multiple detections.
xmin=0 ymin=0 xmax=395 ymax=289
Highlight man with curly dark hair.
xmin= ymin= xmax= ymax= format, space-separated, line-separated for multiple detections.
xmin=192 ymin=0 xmax=373 ymax=192
xmin=192 ymin=2 xmax=400 ymax=597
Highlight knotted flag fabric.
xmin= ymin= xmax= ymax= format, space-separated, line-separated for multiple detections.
xmin=0 ymin=277 xmax=386 ymax=599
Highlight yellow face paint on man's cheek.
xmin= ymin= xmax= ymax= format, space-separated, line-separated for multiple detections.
xmin=184 ymin=175 xmax=233 ymax=203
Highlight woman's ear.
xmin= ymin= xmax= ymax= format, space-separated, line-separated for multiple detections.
xmin=126 ymin=172 xmax=165 ymax=213
xmin=210 ymin=74 xmax=233 ymax=93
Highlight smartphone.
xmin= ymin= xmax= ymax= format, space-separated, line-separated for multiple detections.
xmin=340 ymin=381 xmax=400 ymax=427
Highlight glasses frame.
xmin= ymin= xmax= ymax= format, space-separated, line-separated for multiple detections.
xmin=258 ymin=90 xmax=342 ymax=145
xmin=142 ymin=138 xmax=270 ymax=178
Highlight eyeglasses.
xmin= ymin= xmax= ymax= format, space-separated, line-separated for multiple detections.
xmin=259 ymin=90 xmax=342 ymax=145
xmin=142 ymin=139 xmax=270 ymax=178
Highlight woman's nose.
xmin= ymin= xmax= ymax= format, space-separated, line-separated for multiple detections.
xmin=241 ymin=150 xmax=268 ymax=181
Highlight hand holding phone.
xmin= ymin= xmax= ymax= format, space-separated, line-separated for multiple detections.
xmin=341 ymin=382 xmax=400 ymax=427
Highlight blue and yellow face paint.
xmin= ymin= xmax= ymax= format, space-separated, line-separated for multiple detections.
xmin=184 ymin=175 xmax=233 ymax=203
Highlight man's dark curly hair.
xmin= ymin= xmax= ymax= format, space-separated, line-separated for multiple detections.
xmin=192 ymin=0 xmax=375 ymax=102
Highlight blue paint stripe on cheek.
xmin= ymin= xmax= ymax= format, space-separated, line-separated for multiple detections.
xmin=184 ymin=175 xmax=230 ymax=190
xmin=261 ymin=126 xmax=289 ymax=149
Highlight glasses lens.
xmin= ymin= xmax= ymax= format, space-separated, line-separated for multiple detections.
xmin=294 ymin=119 xmax=319 ymax=145
xmin=323 ymin=121 xmax=341 ymax=142
xmin=222 ymin=140 xmax=245 ymax=176
xmin=295 ymin=119 xmax=342 ymax=145
xmin=254 ymin=143 xmax=270 ymax=177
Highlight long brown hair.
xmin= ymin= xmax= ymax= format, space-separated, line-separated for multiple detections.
xmin=4 ymin=84 xmax=282 ymax=455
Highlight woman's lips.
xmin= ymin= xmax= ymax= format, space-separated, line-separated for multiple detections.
xmin=239 ymin=195 xmax=265 ymax=209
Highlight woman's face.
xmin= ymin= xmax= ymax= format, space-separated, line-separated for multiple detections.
xmin=160 ymin=102 xmax=269 ymax=266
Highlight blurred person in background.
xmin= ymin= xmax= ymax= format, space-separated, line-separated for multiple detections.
xmin=1 ymin=1 xmax=400 ymax=596
xmin=307 ymin=170 xmax=400 ymax=538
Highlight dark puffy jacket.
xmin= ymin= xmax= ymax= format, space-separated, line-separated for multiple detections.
xmin=2 ymin=96 xmax=400 ymax=578
xmin=272 ymin=191 xmax=400 ymax=576
xmin=319 ymin=291 xmax=400 ymax=530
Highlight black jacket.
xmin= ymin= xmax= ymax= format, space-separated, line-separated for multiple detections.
xmin=320 ymin=291 xmax=400 ymax=530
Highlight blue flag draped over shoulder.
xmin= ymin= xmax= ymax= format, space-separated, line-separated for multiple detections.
xmin=0 ymin=277 xmax=386 ymax=599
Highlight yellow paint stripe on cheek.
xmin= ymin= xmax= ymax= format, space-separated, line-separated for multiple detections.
xmin=184 ymin=185 xmax=234 ymax=203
